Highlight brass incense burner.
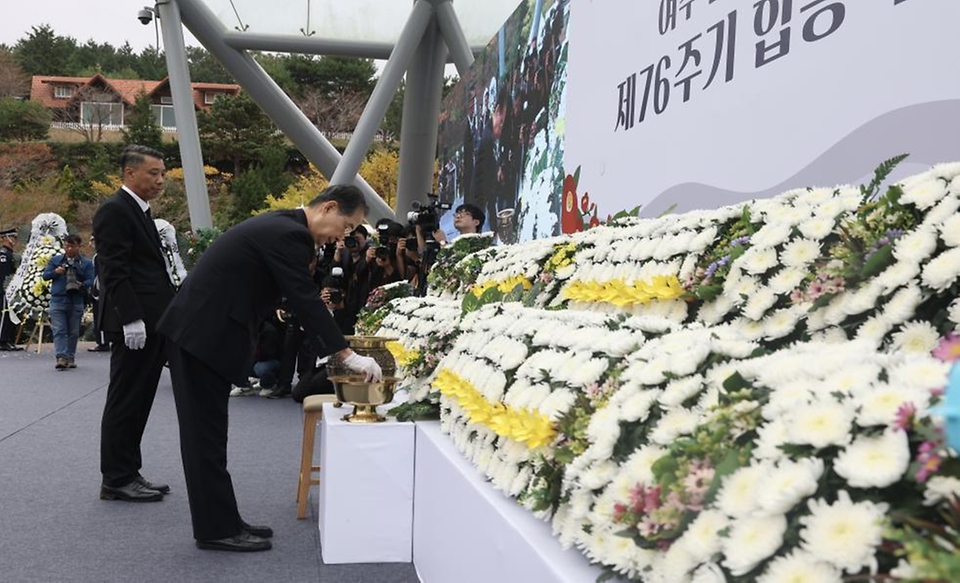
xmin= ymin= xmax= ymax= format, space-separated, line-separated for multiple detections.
xmin=328 ymin=335 xmax=399 ymax=423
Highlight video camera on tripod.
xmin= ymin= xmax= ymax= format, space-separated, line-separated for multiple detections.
xmin=406 ymin=194 xmax=451 ymax=253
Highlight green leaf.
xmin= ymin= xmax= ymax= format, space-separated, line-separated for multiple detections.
xmin=504 ymin=283 xmax=525 ymax=303
xmin=651 ymin=454 xmax=679 ymax=484
xmin=461 ymin=292 xmax=480 ymax=314
xmin=478 ymin=286 xmax=504 ymax=306
xmin=704 ymin=449 xmax=743 ymax=502
xmin=860 ymin=153 xmax=909 ymax=203
xmin=696 ymin=284 xmax=723 ymax=302
xmin=860 ymin=244 xmax=895 ymax=279
xmin=573 ymin=165 xmax=581 ymax=186
xmin=722 ymin=371 xmax=751 ymax=392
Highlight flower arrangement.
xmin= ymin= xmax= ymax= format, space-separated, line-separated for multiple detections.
xmin=362 ymin=160 xmax=960 ymax=581
xmin=4 ymin=213 xmax=67 ymax=323
xmin=179 ymin=226 xmax=223 ymax=271
xmin=354 ymin=280 xmax=414 ymax=336
xmin=154 ymin=218 xmax=188 ymax=288
xmin=426 ymin=232 xmax=495 ymax=297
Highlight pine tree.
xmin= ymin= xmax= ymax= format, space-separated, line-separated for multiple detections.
xmin=122 ymin=92 xmax=163 ymax=150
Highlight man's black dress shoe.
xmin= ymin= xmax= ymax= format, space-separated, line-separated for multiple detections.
xmin=196 ymin=531 xmax=272 ymax=552
xmin=0 ymin=343 xmax=23 ymax=351
xmin=241 ymin=520 xmax=273 ymax=538
xmin=135 ymin=475 xmax=170 ymax=494
xmin=87 ymin=344 xmax=110 ymax=352
xmin=100 ymin=480 xmax=164 ymax=502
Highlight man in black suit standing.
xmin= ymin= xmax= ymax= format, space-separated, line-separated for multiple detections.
xmin=157 ymin=184 xmax=382 ymax=552
xmin=0 ymin=227 xmax=23 ymax=351
xmin=93 ymin=145 xmax=176 ymax=503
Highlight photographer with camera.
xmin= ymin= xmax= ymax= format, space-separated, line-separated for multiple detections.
xmin=42 ymin=234 xmax=96 ymax=370
xmin=291 ymin=270 xmax=354 ymax=402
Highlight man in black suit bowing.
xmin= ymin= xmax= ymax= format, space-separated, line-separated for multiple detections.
xmin=93 ymin=145 xmax=176 ymax=502
xmin=157 ymin=184 xmax=382 ymax=552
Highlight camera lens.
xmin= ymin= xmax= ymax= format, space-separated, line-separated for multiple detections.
xmin=375 ymin=246 xmax=390 ymax=259
xmin=329 ymin=289 xmax=343 ymax=304
xmin=344 ymin=235 xmax=357 ymax=248
xmin=405 ymin=236 xmax=419 ymax=251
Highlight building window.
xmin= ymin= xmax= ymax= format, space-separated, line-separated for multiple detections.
xmin=80 ymin=101 xmax=124 ymax=127
xmin=150 ymin=104 xmax=177 ymax=129
xmin=160 ymin=95 xmax=173 ymax=105
xmin=53 ymin=85 xmax=74 ymax=99
xmin=204 ymin=92 xmax=220 ymax=105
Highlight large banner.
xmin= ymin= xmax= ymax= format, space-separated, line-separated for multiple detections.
xmin=438 ymin=0 xmax=960 ymax=242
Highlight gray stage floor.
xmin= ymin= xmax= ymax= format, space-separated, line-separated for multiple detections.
xmin=0 ymin=341 xmax=419 ymax=583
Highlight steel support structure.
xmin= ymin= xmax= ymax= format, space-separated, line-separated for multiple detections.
xmin=156 ymin=0 xmax=212 ymax=229
xmin=165 ymin=0 xmax=480 ymax=225
xmin=395 ymin=13 xmax=448 ymax=217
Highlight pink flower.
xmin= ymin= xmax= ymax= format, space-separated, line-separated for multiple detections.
xmin=932 ymin=333 xmax=960 ymax=362
xmin=790 ymin=289 xmax=806 ymax=304
xmin=894 ymin=402 xmax=916 ymax=431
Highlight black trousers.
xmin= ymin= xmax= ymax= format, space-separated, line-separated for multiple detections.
xmin=99 ymin=334 xmax=166 ymax=487
xmin=167 ymin=344 xmax=243 ymax=541
xmin=0 ymin=293 xmax=17 ymax=343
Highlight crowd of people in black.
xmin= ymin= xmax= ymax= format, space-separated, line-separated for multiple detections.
xmin=232 ymin=200 xmax=486 ymax=402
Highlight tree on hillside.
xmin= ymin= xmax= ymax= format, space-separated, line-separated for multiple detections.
xmin=197 ymin=92 xmax=282 ymax=175
xmin=122 ymin=92 xmax=163 ymax=150
xmin=284 ymin=55 xmax=375 ymax=98
xmin=134 ymin=46 xmax=167 ymax=81
xmin=186 ymin=47 xmax=233 ymax=84
xmin=0 ymin=97 xmax=51 ymax=141
xmin=0 ymin=51 xmax=30 ymax=98
xmin=14 ymin=25 xmax=77 ymax=76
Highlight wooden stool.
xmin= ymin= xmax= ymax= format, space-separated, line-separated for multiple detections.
xmin=297 ymin=394 xmax=338 ymax=519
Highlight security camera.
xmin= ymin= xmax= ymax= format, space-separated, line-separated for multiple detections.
xmin=137 ymin=8 xmax=154 ymax=25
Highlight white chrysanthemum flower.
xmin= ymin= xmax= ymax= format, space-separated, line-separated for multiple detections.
xmin=798 ymin=215 xmax=835 ymax=240
xmin=889 ymin=357 xmax=951 ymax=391
xmin=763 ymin=307 xmax=803 ymax=339
xmin=834 ymin=430 xmax=910 ymax=488
xmin=767 ymin=267 xmax=807 ymax=295
xmin=891 ymin=320 xmax=940 ymax=354
xmin=921 ymin=246 xmax=960 ymax=291
xmin=758 ymin=458 xmax=824 ymax=515
xmin=620 ymin=389 xmax=662 ymax=422
xmin=893 ymin=228 xmax=939 ymax=263
xmin=900 ymin=177 xmax=948 ymax=209
xmin=739 ymin=247 xmax=779 ymax=275
xmin=585 ymin=407 xmax=621 ymax=459
xmin=680 ymin=510 xmax=728 ymax=563
xmin=721 ymin=515 xmax=787 ymax=576
xmin=754 ymin=418 xmax=790 ymax=460
xmin=854 ymin=314 xmax=894 ymax=345
xmin=799 ymin=491 xmax=889 ymax=574
xmin=785 ymin=401 xmax=854 ymax=449
xmin=853 ymin=384 xmax=926 ymax=427
xmin=621 ymin=445 xmax=668 ymax=486
xmin=751 ymin=223 xmax=793 ymax=249
xmin=538 ymin=388 xmax=577 ymax=421
xmin=874 ymin=261 xmax=921 ymax=294
xmin=649 ymin=408 xmax=700 ymax=445
xmin=716 ymin=463 xmax=767 ymax=518
xmin=840 ymin=283 xmax=881 ymax=317
xmin=781 ymin=238 xmax=822 ymax=268
xmin=658 ymin=375 xmax=705 ymax=408
xmin=883 ymin=285 xmax=923 ymax=324
xmin=757 ymin=551 xmax=842 ymax=583
xmin=743 ymin=288 xmax=778 ymax=321
xmin=933 ymin=161 xmax=960 ymax=179
xmin=580 ymin=460 xmax=619 ymax=490
xmin=940 ymin=213 xmax=960 ymax=247
xmin=923 ymin=476 xmax=960 ymax=506
xmin=651 ymin=542 xmax=698 ymax=583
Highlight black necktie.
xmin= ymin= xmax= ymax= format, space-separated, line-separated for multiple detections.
xmin=143 ymin=207 xmax=161 ymax=248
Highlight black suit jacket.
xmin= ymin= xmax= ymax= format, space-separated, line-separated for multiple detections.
xmin=158 ymin=209 xmax=349 ymax=385
xmin=92 ymin=189 xmax=175 ymax=334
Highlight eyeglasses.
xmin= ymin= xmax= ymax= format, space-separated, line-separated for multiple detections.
xmin=454 ymin=210 xmax=473 ymax=218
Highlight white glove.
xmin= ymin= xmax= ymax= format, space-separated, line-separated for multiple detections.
xmin=342 ymin=352 xmax=383 ymax=382
xmin=122 ymin=319 xmax=147 ymax=350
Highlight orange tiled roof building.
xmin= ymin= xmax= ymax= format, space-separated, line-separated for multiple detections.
xmin=30 ymin=74 xmax=241 ymax=129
